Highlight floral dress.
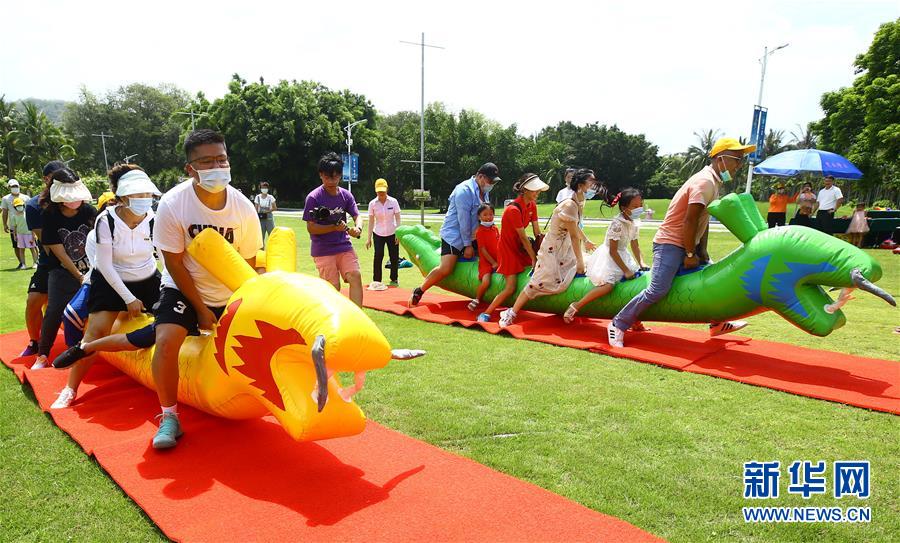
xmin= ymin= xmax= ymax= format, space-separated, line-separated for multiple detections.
xmin=523 ymin=198 xmax=581 ymax=299
xmin=585 ymin=213 xmax=639 ymax=286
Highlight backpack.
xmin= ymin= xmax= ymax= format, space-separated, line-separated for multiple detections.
xmin=95 ymin=208 xmax=154 ymax=243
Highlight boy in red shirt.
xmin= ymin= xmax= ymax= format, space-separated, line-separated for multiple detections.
xmin=469 ymin=204 xmax=499 ymax=315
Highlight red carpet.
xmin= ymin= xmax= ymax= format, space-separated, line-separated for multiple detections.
xmin=362 ymin=288 xmax=900 ymax=415
xmin=0 ymin=330 xmax=662 ymax=543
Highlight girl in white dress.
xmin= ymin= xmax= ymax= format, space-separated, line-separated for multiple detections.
xmin=564 ymin=188 xmax=648 ymax=325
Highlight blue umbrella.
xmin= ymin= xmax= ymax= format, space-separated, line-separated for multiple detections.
xmin=753 ymin=149 xmax=863 ymax=179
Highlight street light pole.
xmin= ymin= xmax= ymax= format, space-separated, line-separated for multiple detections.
xmin=401 ymin=33 xmax=444 ymax=225
xmin=745 ymin=43 xmax=789 ymax=194
xmin=91 ymin=132 xmax=113 ymax=171
xmin=176 ymin=110 xmax=207 ymax=132
xmin=344 ymin=119 xmax=367 ymax=198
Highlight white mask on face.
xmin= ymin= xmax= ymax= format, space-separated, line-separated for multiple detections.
xmin=10 ymin=187 xmax=20 ymax=195
xmin=260 ymin=188 xmax=268 ymax=194
xmin=127 ymin=197 xmax=153 ymax=216
xmin=480 ymin=220 xmax=494 ymax=227
xmin=195 ymin=167 xmax=232 ymax=193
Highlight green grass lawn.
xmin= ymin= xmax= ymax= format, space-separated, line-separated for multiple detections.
xmin=1 ymin=220 xmax=897 ymax=542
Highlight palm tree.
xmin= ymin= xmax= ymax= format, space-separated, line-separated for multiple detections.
xmin=789 ymin=123 xmax=817 ymax=149
xmin=681 ymin=129 xmax=721 ymax=176
xmin=17 ymin=102 xmax=73 ymax=174
xmin=0 ymin=96 xmax=22 ymax=177
xmin=762 ymin=129 xmax=789 ymax=160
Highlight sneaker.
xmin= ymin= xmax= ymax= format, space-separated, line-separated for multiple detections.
xmin=31 ymin=355 xmax=48 ymax=370
xmin=408 ymin=287 xmax=424 ymax=307
xmin=388 ymin=280 xmax=399 ymax=287
xmin=709 ymin=320 xmax=748 ymax=337
xmin=32 ymin=263 xmax=38 ymax=269
xmin=498 ymin=309 xmax=517 ymax=329
xmin=51 ymin=387 xmax=76 ymax=409
xmin=467 ymin=299 xmax=480 ymax=312
xmin=19 ymin=340 xmax=39 ymax=357
xmin=16 ymin=264 xmax=26 ymax=270
xmin=607 ymin=325 xmax=625 ymax=348
xmin=476 ymin=312 xmax=491 ymax=323
xmin=53 ymin=344 xmax=88 ymax=369
xmin=152 ymin=413 xmax=183 ymax=449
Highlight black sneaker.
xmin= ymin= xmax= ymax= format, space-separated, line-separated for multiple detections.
xmin=408 ymin=287 xmax=424 ymax=307
xmin=53 ymin=345 xmax=88 ymax=369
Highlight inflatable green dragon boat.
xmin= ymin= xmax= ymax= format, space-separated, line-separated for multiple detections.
xmin=396 ymin=193 xmax=894 ymax=336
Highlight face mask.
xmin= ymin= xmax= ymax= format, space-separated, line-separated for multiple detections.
xmin=11 ymin=187 xmax=19 ymax=195
xmin=483 ymin=183 xmax=495 ymax=194
xmin=480 ymin=220 xmax=494 ymax=227
xmin=718 ymin=157 xmax=733 ymax=183
xmin=629 ymin=206 xmax=644 ymax=218
xmin=63 ymin=201 xmax=81 ymax=210
xmin=15 ymin=206 xmax=24 ymax=212
xmin=261 ymin=188 xmax=268 ymax=194
xmin=127 ymin=197 xmax=153 ymax=215
xmin=584 ymin=188 xmax=597 ymax=200
xmin=195 ymin=167 xmax=232 ymax=193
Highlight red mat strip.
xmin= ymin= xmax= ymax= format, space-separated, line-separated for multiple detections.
xmin=0 ymin=330 xmax=662 ymax=543
xmin=362 ymin=288 xmax=900 ymax=415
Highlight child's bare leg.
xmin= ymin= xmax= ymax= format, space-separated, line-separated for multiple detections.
xmin=483 ymin=275 xmax=517 ymax=315
xmin=573 ymin=283 xmax=613 ymax=311
xmin=82 ymin=333 xmax=144 ymax=354
xmin=475 ymin=274 xmax=491 ymax=302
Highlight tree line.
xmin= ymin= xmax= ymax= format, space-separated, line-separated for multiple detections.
xmin=1 ymin=18 xmax=896 ymax=206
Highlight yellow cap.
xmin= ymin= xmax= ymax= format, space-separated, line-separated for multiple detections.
xmin=97 ymin=191 xmax=117 ymax=210
xmin=12 ymin=197 xmax=25 ymax=207
xmin=374 ymin=178 xmax=388 ymax=192
xmin=709 ymin=137 xmax=756 ymax=158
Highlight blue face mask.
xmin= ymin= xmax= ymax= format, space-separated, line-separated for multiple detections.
xmin=718 ymin=157 xmax=733 ymax=183
xmin=629 ymin=206 xmax=644 ymax=219
xmin=480 ymin=220 xmax=494 ymax=227
xmin=584 ymin=189 xmax=597 ymax=200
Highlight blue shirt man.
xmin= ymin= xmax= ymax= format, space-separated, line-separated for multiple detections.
xmin=410 ymin=162 xmax=501 ymax=306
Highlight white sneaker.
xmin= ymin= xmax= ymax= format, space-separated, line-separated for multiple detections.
xmin=467 ymin=299 xmax=479 ymax=312
xmin=607 ymin=325 xmax=625 ymax=348
xmin=51 ymin=387 xmax=76 ymax=409
xmin=709 ymin=320 xmax=748 ymax=337
xmin=31 ymin=355 xmax=48 ymax=370
xmin=498 ymin=309 xmax=516 ymax=329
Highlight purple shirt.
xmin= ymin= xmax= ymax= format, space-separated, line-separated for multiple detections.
xmin=303 ymin=185 xmax=360 ymax=257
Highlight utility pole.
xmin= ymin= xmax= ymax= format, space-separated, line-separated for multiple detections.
xmin=344 ymin=119 xmax=367 ymax=198
xmin=122 ymin=153 xmax=138 ymax=164
xmin=401 ymin=32 xmax=444 ymax=225
xmin=91 ymin=132 xmax=113 ymax=171
xmin=745 ymin=43 xmax=789 ymax=194
xmin=176 ymin=110 xmax=207 ymax=132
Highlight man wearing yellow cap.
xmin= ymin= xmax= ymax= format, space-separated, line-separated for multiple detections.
xmin=608 ymin=137 xmax=755 ymax=348
xmin=366 ymin=178 xmax=402 ymax=287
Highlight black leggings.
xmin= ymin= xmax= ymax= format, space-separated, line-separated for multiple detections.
xmin=767 ymin=212 xmax=786 ymax=228
xmin=38 ymin=268 xmax=81 ymax=356
xmin=373 ymin=233 xmax=399 ymax=283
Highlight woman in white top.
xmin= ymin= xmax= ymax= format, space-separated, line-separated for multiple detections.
xmin=565 ymin=188 xmax=648 ymax=326
xmin=52 ymin=164 xmax=162 ymax=408
xmin=254 ymin=181 xmax=277 ymax=245
xmin=365 ymin=178 xmax=402 ymax=286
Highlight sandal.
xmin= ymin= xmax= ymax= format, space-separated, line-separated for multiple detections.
xmin=563 ymin=303 xmax=578 ymax=324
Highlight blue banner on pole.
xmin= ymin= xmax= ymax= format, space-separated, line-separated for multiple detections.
xmin=341 ymin=153 xmax=359 ymax=182
xmin=748 ymin=106 xmax=768 ymax=163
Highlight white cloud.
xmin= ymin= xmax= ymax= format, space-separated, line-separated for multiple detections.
xmin=2 ymin=0 xmax=895 ymax=154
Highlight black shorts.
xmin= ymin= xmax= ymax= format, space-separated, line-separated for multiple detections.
xmin=440 ymin=238 xmax=478 ymax=257
xmin=28 ymin=265 xmax=49 ymax=294
xmin=125 ymin=323 xmax=157 ymax=349
xmin=87 ymin=269 xmax=161 ymax=313
xmin=153 ymin=287 xmax=225 ymax=335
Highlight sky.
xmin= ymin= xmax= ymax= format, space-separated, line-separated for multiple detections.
xmin=2 ymin=0 xmax=897 ymax=154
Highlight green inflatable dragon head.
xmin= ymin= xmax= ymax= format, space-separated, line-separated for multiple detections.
xmin=397 ymin=193 xmax=895 ymax=336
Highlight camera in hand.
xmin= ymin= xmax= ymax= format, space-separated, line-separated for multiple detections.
xmin=311 ymin=205 xmax=360 ymax=238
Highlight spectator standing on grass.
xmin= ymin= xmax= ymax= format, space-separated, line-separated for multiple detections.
xmin=254 ymin=181 xmax=277 ymax=245
xmin=2 ymin=179 xmax=31 ymax=269
xmin=814 ymin=175 xmax=843 ymax=234
xmin=303 ymin=152 xmax=364 ymax=306
xmin=365 ymin=178 xmax=401 ymax=287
